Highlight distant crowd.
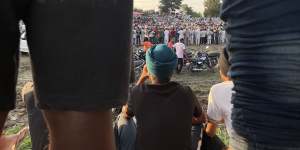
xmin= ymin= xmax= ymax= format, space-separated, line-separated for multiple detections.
xmin=132 ymin=13 xmax=226 ymax=46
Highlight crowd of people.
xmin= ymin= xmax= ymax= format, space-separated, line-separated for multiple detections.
xmin=132 ymin=13 xmax=226 ymax=46
xmin=1 ymin=1 xmax=300 ymax=150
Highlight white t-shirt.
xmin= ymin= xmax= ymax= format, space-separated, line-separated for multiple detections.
xmin=173 ymin=42 xmax=186 ymax=58
xmin=132 ymin=30 xmax=137 ymax=39
xmin=207 ymin=81 xmax=235 ymax=137
xmin=164 ymin=30 xmax=169 ymax=38
xmin=196 ymin=29 xmax=201 ymax=38
xmin=200 ymin=30 xmax=206 ymax=38
xmin=178 ymin=30 xmax=185 ymax=40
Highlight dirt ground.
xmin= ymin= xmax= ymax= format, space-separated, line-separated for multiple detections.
xmin=5 ymin=45 xmax=222 ymax=129
xmin=5 ymin=55 xmax=32 ymax=129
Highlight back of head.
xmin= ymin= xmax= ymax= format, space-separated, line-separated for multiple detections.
xmin=218 ymin=48 xmax=230 ymax=80
xmin=144 ymin=37 xmax=149 ymax=42
xmin=146 ymin=44 xmax=178 ymax=83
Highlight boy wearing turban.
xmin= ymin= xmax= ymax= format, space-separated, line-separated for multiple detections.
xmin=126 ymin=44 xmax=204 ymax=150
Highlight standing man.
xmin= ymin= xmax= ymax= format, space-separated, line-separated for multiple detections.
xmin=164 ymin=28 xmax=169 ymax=44
xmin=207 ymin=29 xmax=212 ymax=45
xmin=178 ymin=28 xmax=185 ymax=43
xmin=200 ymin=28 xmax=206 ymax=45
xmin=184 ymin=28 xmax=190 ymax=46
xmin=195 ymin=27 xmax=201 ymax=46
xmin=170 ymin=28 xmax=176 ymax=42
xmin=136 ymin=28 xmax=141 ymax=46
xmin=221 ymin=1 xmax=300 ymax=150
xmin=189 ymin=28 xmax=195 ymax=46
xmin=173 ymin=39 xmax=186 ymax=74
xmin=132 ymin=28 xmax=137 ymax=46
xmin=0 ymin=0 xmax=133 ymax=149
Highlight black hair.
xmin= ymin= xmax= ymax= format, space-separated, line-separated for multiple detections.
xmin=144 ymin=37 xmax=149 ymax=42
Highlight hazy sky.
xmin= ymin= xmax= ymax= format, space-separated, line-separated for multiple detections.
xmin=134 ymin=0 xmax=205 ymax=13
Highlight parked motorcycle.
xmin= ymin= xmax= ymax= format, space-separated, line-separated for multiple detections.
xmin=133 ymin=48 xmax=146 ymax=81
xmin=208 ymin=51 xmax=220 ymax=68
xmin=188 ymin=51 xmax=211 ymax=72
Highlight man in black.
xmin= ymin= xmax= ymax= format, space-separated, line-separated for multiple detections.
xmin=127 ymin=44 xmax=204 ymax=150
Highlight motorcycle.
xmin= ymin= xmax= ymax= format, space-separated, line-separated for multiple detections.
xmin=133 ymin=48 xmax=146 ymax=81
xmin=208 ymin=51 xmax=220 ymax=68
xmin=188 ymin=51 xmax=212 ymax=72
xmin=134 ymin=48 xmax=146 ymax=61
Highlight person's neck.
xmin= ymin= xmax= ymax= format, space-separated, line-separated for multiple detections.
xmin=222 ymin=78 xmax=231 ymax=82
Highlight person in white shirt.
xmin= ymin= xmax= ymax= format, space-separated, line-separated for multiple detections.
xmin=206 ymin=49 xmax=235 ymax=141
xmin=173 ymin=39 xmax=186 ymax=74
xmin=178 ymin=29 xmax=185 ymax=42
xmin=207 ymin=29 xmax=212 ymax=45
xmin=189 ymin=29 xmax=194 ymax=45
xmin=164 ymin=28 xmax=170 ymax=44
xmin=132 ymin=29 xmax=137 ymax=45
xmin=195 ymin=28 xmax=200 ymax=46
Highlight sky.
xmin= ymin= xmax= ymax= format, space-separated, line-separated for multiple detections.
xmin=134 ymin=0 xmax=205 ymax=13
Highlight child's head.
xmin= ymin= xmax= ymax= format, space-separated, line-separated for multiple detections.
xmin=219 ymin=49 xmax=231 ymax=81
xmin=144 ymin=37 xmax=149 ymax=42
xmin=146 ymin=44 xmax=177 ymax=84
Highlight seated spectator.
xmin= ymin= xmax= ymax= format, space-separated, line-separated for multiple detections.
xmin=114 ymin=105 xmax=136 ymax=150
xmin=167 ymin=38 xmax=174 ymax=49
xmin=205 ymin=50 xmax=234 ymax=145
xmin=126 ymin=44 xmax=203 ymax=150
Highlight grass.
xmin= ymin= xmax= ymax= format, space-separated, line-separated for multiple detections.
xmin=217 ymin=127 xmax=230 ymax=146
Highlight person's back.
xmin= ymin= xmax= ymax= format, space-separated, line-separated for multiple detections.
xmin=128 ymin=44 xmax=197 ymax=150
xmin=173 ymin=41 xmax=186 ymax=59
xmin=207 ymin=81 xmax=234 ymax=136
xmin=129 ymin=82 xmax=193 ymax=150
xmin=221 ymin=1 xmax=300 ymax=149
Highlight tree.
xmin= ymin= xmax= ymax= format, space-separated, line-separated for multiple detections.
xmin=204 ymin=0 xmax=221 ymax=17
xmin=133 ymin=8 xmax=144 ymax=13
xmin=181 ymin=4 xmax=203 ymax=18
xmin=159 ymin=0 xmax=182 ymax=14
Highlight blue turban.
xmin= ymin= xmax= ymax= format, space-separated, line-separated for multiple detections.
xmin=146 ymin=44 xmax=178 ymax=81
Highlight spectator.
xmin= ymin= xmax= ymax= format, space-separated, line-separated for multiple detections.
xmin=143 ymin=37 xmax=153 ymax=52
xmin=221 ymin=1 xmax=300 ymax=149
xmin=173 ymin=39 xmax=186 ymax=74
xmin=167 ymin=38 xmax=175 ymax=49
xmin=205 ymin=49 xmax=234 ymax=142
xmin=164 ymin=28 xmax=170 ymax=44
xmin=127 ymin=44 xmax=203 ymax=150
